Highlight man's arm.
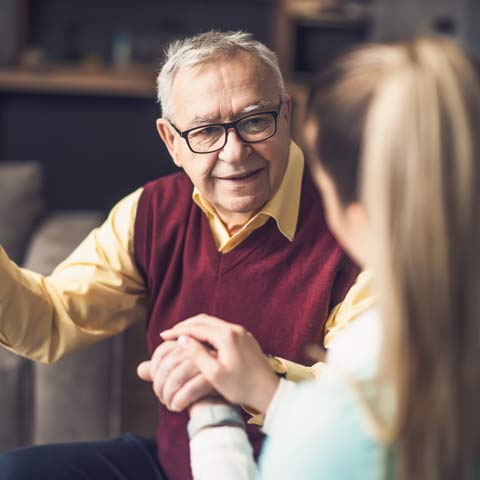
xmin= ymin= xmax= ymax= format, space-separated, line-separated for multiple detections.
xmin=0 ymin=189 xmax=147 ymax=363
xmin=324 ymin=270 xmax=374 ymax=348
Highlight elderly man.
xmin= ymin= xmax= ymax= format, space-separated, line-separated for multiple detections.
xmin=0 ymin=31 xmax=363 ymax=480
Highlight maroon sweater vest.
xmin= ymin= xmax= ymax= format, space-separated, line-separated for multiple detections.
xmin=134 ymin=171 xmax=358 ymax=480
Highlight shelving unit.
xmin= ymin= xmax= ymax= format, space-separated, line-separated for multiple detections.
xmin=0 ymin=65 xmax=157 ymax=98
xmin=1 ymin=0 xmax=375 ymax=96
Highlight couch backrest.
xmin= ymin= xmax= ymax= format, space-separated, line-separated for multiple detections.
xmin=0 ymin=162 xmax=45 ymax=263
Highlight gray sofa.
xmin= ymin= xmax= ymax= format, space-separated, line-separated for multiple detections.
xmin=0 ymin=162 xmax=157 ymax=453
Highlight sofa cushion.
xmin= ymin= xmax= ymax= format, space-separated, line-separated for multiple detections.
xmin=20 ymin=211 xmax=125 ymax=444
xmin=0 ymin=162 xmax=45 ymax=263
xmin=0 ymin=349 xmax=33 ymax=452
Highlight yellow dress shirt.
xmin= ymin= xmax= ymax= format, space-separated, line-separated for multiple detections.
xmin=0 ymin=141 xmax=372 ymax=383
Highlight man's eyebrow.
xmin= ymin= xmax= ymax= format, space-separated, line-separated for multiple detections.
xmin=188 ymin=114 xmax=219 ymax=127
xmin=187 ymin=100 xmax=278 ymax=128
xmin=237 ymin=100 xmax=277 ymax=115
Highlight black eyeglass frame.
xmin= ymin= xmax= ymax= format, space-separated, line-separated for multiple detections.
xmin=168 ymin=100 xmax=283 ymax=154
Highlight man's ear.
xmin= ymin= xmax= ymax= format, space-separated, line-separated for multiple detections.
xmin=282 ymin=93 xmax=293 ymax=127
xmin=156 ymin=118 xmax=182 ymax=167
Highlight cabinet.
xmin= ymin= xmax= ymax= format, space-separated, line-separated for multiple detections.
xmin=274 ymin=0 xmax=371 ymax=84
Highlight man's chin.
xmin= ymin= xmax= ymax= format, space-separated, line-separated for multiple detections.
xmin=221 ymin=196 xmax=267 ymax=215
xmin=213 ymin=196 xmax=268 ymax=224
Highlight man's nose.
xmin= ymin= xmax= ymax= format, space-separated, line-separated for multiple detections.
xmin=218 ymin=128 xmax=249 ymax=163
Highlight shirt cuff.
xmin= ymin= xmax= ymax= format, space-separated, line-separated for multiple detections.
xmin=276 ymin=357 xmax=316 ymax=382
xmin=190 ymin=426 xmax=256 ymax=480
xmin=187 ymin=404 xmax=244 ymax=439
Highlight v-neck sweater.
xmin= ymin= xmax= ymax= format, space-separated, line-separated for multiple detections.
xmin=134 ymin=170 xmax=358 ymax=480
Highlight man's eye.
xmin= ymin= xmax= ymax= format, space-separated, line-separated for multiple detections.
xmin=192 ymin=126 xmax=222 ymax=138
xmin=199 ymin=127 xmax=216 ymax=136
xmin=241 ymin=116 xmax=270 ymax=132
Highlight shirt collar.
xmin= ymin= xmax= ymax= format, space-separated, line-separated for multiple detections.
xmin=192 ymin=141 xmax=304 ymax=242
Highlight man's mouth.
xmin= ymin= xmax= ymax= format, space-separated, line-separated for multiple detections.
xmin=219 ymin=168 xmax=263 ymax=181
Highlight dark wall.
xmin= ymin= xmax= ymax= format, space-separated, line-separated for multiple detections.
xmin=0 ymin=91 xmax=177 ymax=212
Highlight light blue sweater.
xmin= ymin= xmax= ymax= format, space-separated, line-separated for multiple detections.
xmin=259 ymin=368 xmax=386 ymax=480
xmin=259 ymin=309 xmax=387 ymax=479
xmin=190 ymin=311 xmax=390 ymax=480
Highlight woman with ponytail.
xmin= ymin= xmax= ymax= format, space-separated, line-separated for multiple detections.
xmin=162 ymin=36 xmax=480 ymax=479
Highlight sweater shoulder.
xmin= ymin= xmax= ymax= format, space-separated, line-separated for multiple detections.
xmin=138 ymin=171 xmax=193 ymax=216
xmin=133 ymin=171 xmax=195 ymax=275
xmin=143 ymin=171 xmax=192 ymax=199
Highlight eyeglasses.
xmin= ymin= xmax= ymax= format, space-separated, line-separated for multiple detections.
xmin=169 ymin=100 xmax=282 ymax=154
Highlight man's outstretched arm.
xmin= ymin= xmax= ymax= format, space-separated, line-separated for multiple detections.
xmin=0 ymin=189 xmax=147 ymax=363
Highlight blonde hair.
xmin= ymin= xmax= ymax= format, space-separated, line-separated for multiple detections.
xmin=309 ymin=37 xmax=480 ymax=479
xmin=363 ymin=37 xmax=480 ymax=479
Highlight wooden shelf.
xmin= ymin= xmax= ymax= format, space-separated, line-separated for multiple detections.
xmin=0 ymin=64 xmax=157 ymax=98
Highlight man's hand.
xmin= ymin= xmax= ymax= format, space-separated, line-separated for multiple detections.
xmin=137 ymin=339 xmax=216 ymax=412
xmin=160 ymin=314 xmax=280 ymax=414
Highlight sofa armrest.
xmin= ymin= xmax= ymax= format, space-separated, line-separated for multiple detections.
xmin=0 ymin=162 xmax=45 ymax=264
xmin=8 ymin=211 xmax=156 ymax=445
xmin=0 ymin=349 xmax=33 ymax=453
xmin=21 ymin=211 xmax=127 ymax=444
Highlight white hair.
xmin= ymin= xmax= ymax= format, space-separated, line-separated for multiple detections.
xmin=157 ymin=30 xmax=286 ymax=119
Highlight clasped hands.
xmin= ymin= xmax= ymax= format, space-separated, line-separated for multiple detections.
xmin=137 ymin=314 xmax=280 ymax=416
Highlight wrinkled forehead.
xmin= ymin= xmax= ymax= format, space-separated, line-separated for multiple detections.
xmin=170 ymin=52 xmax=281 ymax=124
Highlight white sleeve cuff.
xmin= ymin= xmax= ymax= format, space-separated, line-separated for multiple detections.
xmin=262 ymin=378 xmax=298 ymax=436
xmin=190 ymin=426 xmax=257 ymax=480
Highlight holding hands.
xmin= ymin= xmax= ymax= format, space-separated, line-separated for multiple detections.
xmin=160 ymin=314 xmax=279 ymax=414
xmin=138 ymin=314 xmax=280 ymax=415
xmin=137 ymin=338 xmax=217 ymax=412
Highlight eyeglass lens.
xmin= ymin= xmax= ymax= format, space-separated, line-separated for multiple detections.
xmin=187 ymin=112 xmax=276 ymax=152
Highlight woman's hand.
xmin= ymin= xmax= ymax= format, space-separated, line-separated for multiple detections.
xmin=161 ymin=314 xmax=280 ymax=414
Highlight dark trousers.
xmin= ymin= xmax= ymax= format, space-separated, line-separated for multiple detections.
xmin=0 ymin=433 xmax=167 ymax=480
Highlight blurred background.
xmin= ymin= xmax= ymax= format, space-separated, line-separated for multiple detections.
xmin=0 ymin=0 xmax=479 ymax=211
xmin=0 ymin=0 xmax=478 ymax=454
